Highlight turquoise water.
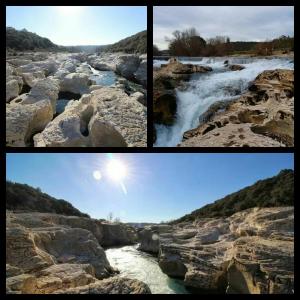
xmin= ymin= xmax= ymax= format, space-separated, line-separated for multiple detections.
xmin=90 ymin=66 xmax=117 ymax=86
xmin=105 ymin=245 xmax=189 ymax=294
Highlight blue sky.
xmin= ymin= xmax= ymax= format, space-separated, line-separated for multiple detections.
xmin=154 ymin=6 xmax=294 ymax=49
xmin=6 ymin=153 xmax=293 ymax=223
xmin=6 ymin=6 xmax=147 ymax=46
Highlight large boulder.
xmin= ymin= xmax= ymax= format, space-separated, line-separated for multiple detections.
xmin=100 ymin=223 xmax=137 ymax=247
xmin=17 ymin=59 xmax=60 ymax=76
xmin=6 ymin=79 xmax=21 ymax=102
xmin=6 ymin=64 xmax=24 ymax=102
xmin=6 ymin=100 xmax=53 ymax=147
xmin=153 ymin=58 xmax=212 ymax=126
xmin=20 ymin=78 xmax=60 ymax=112
xmin=138 ymin=225 xmax=173 ymax=254
xmin=6 ymin=274 xmax=37 ymax=294
xmin=60 ymin=73 xmax=93 ymax=95
xmin=115 ymin=54 xmax=141 ymax=80
xmin=34 ymin=87 xmax=146 ymax=147
xmin=21 ymin=71 xmax=45 ymax=88
xmin=134 ymin=58 xmax=147 ymax=87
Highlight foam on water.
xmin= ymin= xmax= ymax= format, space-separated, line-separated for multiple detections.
xmin=105 ymin=245 xmax=189 ymax=294
xmin=154 ymin=57 xmax=294 ymax=147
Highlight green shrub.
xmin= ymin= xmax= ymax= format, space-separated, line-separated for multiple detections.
xmin=170 ymin=169 xmax=294 ymax=223
xmin=6 ymin=181 xmax=90 ymax=218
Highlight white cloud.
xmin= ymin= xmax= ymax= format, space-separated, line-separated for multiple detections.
xmin=154 ymin=6 xmax=294 ymax=49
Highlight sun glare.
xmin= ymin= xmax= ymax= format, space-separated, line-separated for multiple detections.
xmin=106 ymin=159 xmax=127 ymax=182
xmin=93 ymin=170 xmax=102 ymax=181
xmin=56 ymin=6 xmax=83 ymax=16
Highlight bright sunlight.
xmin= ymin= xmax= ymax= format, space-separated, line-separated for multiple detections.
xmin=106 ymin=159 xmax=127 ymax=182
xmin=55 ymin=6 xmax=83 ymax=16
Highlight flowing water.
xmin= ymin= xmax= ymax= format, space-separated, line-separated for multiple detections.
xmin=89 ymin=65 xmax=117 ymax=86
xmin=105 ymin=245 xmax=189 ymax=294
xmin=154 ymin=57 xmax=294 ymax=147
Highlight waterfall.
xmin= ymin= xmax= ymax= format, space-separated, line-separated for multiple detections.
xmin=154 ymin=57 xmax=294 ymax=147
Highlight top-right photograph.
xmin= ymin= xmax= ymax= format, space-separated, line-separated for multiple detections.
xmin=153 ymin=6 xmax=294 ymax=147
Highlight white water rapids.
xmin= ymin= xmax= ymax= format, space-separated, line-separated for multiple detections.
xmin=154 ymin=57 xmax=294 ymax=147
xmin=105 ymin=245 xmax=189 ymax=294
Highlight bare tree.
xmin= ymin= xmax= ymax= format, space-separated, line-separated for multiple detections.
xmin=166 ymin=27 xmax=206 ymax=56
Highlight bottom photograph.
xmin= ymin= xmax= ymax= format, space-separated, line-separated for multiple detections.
xmin=6 ymin=153 xmax=294 ymax=294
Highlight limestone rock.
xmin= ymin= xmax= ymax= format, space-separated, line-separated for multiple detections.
xmin=115 ymin=54 xmax=141 ymax=79
xmin=54 ymin=277 xmax=151 ymax=294
xmin=21 ymin=78 xmax=60 ymax=112
xmin=179 ymin=69 xmax=294 ymax=147
xmin=7 ymin=58 xmax=32 ymax=67
xmin=6 ymin=274 xmax=37 ymax=294
xmin=6 ymin=100 xmax=53 ymax=147
xmin=6 ymin=264 xmax=24 ymax=278
xmin=228 ymin=64 xmax=245 ymax=71
xmin=6 ymin=79 xmax=21 ymax=102
xmin=139 ymin=207 xmax=294 ymax=294
xmin=134 ymin=59 xmax=147 ymax=87
xmin=21 ymin=71 xmax=45 ymax=87
xmin=153 ymin=58 xmax=212 ymax=126
xmin=35 ymin=264 xmax=96 ymax=293
xmin=34 ymin=87 xmax=146 ymax=147
xmin=60 ymin=73 xmax=92 ymax=95
xmin=6 ymin=210 xmax=146 ymax=294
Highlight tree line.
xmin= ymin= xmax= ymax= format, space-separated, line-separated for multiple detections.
xmin=169 ymin=169 xmax=294 ymax=223
xmin=6 ymin=27 xmax=62 ymax=51
xmin=154 ymin=27 xmax=294 ymax=57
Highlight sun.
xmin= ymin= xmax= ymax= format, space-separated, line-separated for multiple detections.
xmin=106 ymin=159 xmax=127 ymax=182
xmin=93 ymin=170 xmax=102 ymax=181
xmin=56 ymin=6 xmax=83 ymax=16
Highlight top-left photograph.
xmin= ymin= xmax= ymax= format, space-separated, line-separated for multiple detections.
xmin=6 ymin=6 xmax=147 ymax=147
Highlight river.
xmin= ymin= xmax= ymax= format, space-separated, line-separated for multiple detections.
xmin=154 ymin=57 xmax=294 ymax=147
xmin=105 ymin=245 xmax=189 ymax=294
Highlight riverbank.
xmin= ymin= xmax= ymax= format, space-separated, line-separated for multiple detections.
xmin=6 ymin=51 xmax=147 ymax=147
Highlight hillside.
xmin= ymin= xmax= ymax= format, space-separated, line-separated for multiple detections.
xmin=6 ymin=27 xmax=62 ymax=51
xmin=104 ymin=30 xmax=147 ymax=54
xmin=6 ymin=181 xmax=90 ymax=218
xmin=171 ymin=169 xmax=294 ymax=223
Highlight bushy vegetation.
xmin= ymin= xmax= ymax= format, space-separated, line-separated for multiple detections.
xmin=6 ymin=27 xmax=61 ymax=51
xmin=157 ymin=28 xmax=294 ymax=57
xmin=170 ymin=169 xmax=294 ymax=223
xmin=167 ymin=28 xmax=207 ymax=56
xmin=104 ymin=30 xmax=147 ymax=54
xmin=6 ymin=181 xmax=90 ymax=218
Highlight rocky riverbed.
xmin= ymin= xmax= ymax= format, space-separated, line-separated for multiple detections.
xmin=153 ymin=57 xmax=294 ymax=147
xmin=6 ymin=51 xmax=147 ymax=147
xmin=138 ymin=207 xmax=294 ymax=293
